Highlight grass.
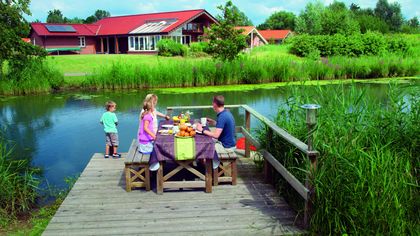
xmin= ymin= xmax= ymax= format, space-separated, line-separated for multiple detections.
xmin=258 ymin=82 xmax=419 ymax=234
xmin=1 ymin=36 xmax=419 ymax=95
xmin=83 ymin=53 xmax=419 ymax=90
xmin=0 ymin=133 xmax=40 ymax=228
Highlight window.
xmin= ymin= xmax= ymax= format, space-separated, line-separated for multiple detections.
xmin=128 ymin=35 xmax=164 ymax=51
xmin=182 ymin=35 xmax=191 ymax=45
xmin=78 ymin=37 xmax=86 ymax=47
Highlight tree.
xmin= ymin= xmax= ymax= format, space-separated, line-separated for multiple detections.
xmin=320 ymin=1 xmax=359 ymax=35
xmin=84 ymin=9 xmax=110 ymax=23
xmin=257 ymin=11 xmax=296 ymax=30
xmin=0 ymin=0 xmax=46 ymax=78
xmin=374 ymin=0 xmax=403 ymax=32
xmin=216 ymin=4 xmax=252 ymax=26
xmin=407 ymin=17 xmax=419 ymax=28
xmin=295 ymin=1 xmax=324 ymax=35
xmin=46 ymin=9 xmax=65 ymax=23
xmin=206 ymin=1 xmax=247 ymax=61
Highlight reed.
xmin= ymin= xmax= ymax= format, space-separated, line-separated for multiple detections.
xmin=0 ymin=134 xmax=40 ymax=227
xmin=259 ymin=82 xmax=419 ymax=234
xmin=85 ymin=54 xmax=419 ymax=90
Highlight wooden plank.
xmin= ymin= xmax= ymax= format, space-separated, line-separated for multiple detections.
xmin=245 ymin=109 xmax=251 ymax=157
xmin=157 ymin=161 xmax=163 ymax=195
xmin=262 ymin=150 xmax=309 ymax=201
xmin=205 ymin=160 xmax=212 ymax=193
xmin=43 ymin=152 xmax=304 ymax=235
xmin=242 ymin=105 xmax=310 ymax=155
xmin=124 ymin=139 xmax=137 ymax=164
xmin=163 ymin=181 xmax=205 ymax=189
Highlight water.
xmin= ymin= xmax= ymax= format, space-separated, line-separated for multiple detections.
xmin=0 ymin=82 xmax=418 ymax=191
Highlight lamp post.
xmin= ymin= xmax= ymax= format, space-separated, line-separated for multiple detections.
xmin=300 ymin=104 xmax=321 ymax=151
xmin=300 ymin=103 xmax=321 ymax=229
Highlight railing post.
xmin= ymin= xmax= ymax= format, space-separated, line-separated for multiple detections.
xmin=300 ymin=104 xmax=321 ymax=229
xmin=264 ymin=128 xmax=273 ymax=184
xmin=245 ymin=109 xmax=251 ymax=158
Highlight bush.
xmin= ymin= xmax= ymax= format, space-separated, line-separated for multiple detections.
xmin=290 ymin=32 xmax=412 ymax=57
xmin=189 ymin=42 xmax=209 ymax=53
xmin=156 ymin=39 xmax=187 ymax=57
xmin=0 ymin=60 xmax=64 ymax=95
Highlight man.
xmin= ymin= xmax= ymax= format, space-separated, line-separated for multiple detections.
xmin=196 ymin=95 xmax=236 ymax=168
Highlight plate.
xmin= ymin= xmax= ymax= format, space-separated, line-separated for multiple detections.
xmin=162 ymin=124 xmax=173 ymax=129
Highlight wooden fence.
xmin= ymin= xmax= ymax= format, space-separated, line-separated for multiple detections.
xmin=166 ymin=104 xmax=319 ymax=228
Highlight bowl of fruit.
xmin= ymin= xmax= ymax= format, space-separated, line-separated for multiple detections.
xmin=175 ymin=125 xmax=196 ymax=138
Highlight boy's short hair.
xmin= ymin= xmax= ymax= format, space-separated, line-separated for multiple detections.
xmin=105 ymin=101 xmax=116 ymax=111
xmin=213 ymin=95 xmax=225 ymax=107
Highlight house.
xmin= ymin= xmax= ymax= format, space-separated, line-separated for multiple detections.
xmin=259 ymin=30 xmax=292 ymax=44
xmin=29 ymin=9 xmax=218 ymax=55
xmin=234 ymin=26 xmax=267 ymax=49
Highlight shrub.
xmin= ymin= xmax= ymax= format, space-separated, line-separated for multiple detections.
xmin=290 ymin=32 xmax=411 ymax=57
xmin=156 ymin=39 xmax=187 ymax=57
xmin=189 ymin=42 xmax=209 ymax=53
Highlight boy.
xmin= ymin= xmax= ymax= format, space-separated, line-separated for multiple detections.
xmin=100 ymin=101 xmax=120 ymax=158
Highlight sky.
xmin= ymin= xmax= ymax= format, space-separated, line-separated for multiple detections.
xmin=27 ymin=0 xmax=419 ymax=25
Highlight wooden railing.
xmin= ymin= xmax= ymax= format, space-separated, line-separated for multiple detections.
xmin=166 ymin=104 xmax=319 ymax=228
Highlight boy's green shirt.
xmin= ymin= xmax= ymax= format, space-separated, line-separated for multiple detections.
xmin=100 ymin=111 xmax=118 ymax=133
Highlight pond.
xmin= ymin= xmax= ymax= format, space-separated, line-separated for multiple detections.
xmin=0 ymin=81 xmax=418 ymax=192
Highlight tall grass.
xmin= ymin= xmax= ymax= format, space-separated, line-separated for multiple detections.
xmin=85 ymin=55 xmax=419 ymax=90
xmin=259 ymin=83 xmax=419 ymax=234
xmin=0 ymin=134 xmax=40 ymax=227
xmin=0 ymin=60 xmax=64 ymax=95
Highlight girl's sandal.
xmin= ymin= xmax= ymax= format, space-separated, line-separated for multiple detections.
xmin=112 ymin=153 xmax=121 ymax=158
xmin=104 ymin=154 xmax=110 ymax=158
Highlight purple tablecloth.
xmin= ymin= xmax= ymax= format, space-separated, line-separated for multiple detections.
xmin=149 ymin=121 xmax=215 ymax=164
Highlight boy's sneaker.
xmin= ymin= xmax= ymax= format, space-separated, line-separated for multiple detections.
xmin=112 ymin=153 xmax=121 ymax=158
xmin=104 ymin=154 xmax=110 ymax=158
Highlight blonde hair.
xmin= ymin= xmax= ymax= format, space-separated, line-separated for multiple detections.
xmin=140 ymin=100 xmax=153 ymax=119
xmin=144 ymin=94 xmax=158 ymax=106
xmin=105 ymin=101 xmax=116 ymax=111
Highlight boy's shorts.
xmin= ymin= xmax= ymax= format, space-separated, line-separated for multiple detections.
xmin=105 ymin=133 xmax=119 ymax=146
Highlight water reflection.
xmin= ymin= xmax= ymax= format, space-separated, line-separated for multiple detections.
xmin=0 ymin=81 xmax=418 ymax=191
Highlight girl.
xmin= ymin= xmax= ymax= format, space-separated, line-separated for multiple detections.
xmin=138 ymin=100 xmax=156 ymax=154
xmin=141 ymin=94 xmax=170 ymax=134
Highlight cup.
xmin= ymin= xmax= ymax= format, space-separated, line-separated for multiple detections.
xmin=201 ymin=117 xmax=207 ymax=127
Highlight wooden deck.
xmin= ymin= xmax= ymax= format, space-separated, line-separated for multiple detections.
xmin=43 ymin=153 xmax=305 ymax=235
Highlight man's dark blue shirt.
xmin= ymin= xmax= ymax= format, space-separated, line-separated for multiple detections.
xmin=216 ymin=109 xmax=236 ymax=148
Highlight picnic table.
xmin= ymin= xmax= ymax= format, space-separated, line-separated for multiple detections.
xmin=150 ymin=121 xmax=215 ymax=194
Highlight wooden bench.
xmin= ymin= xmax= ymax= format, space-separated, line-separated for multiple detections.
xmin=214 ymin=146 xmax=237 ymax=186
xmin=124 ymin=139 xmax=150 ymax=192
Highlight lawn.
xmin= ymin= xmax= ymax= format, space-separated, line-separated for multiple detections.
xmin=47 ymin=44 xmax=296 ymax=74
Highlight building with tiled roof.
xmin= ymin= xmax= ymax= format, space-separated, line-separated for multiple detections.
xmin=30 ymin=9 xmax=218 ymax=54
xmin=259 ymin=30 xmax=292 ymax=44
xmin=234 ymin=26 xmax=267 ymax=49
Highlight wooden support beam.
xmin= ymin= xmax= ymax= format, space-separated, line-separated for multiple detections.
xmin=115 ymin=36 xmax=119 ymax=54
xmin=100 ymin=38 xmax=104 ymax=53
xmin=245 ymin=110 xmax=251 ymax=158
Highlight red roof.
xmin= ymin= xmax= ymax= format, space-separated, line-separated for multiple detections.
xmin=31 ymin=9 xmax=216 ymax=37
xmin=96 ymin=9 xmax=210 ymax=36
xmin=259 ymin=30 xmax=291 ymax=40
xmin=31 ymin=23 xmax=99 ymax=36
xmin=22 ymin=38 xmax=31 ymax=43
